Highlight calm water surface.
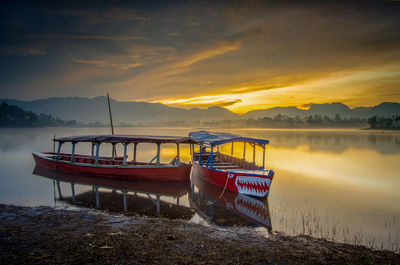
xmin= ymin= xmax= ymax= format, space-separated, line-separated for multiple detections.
xmin=0 ymin=127 xmax=399 ymax=252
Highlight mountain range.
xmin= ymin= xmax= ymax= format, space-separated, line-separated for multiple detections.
xmin=244 ymin=102 xmax=400 ymax=119
xmin=1 ymin=97 xmax=399 ymax=124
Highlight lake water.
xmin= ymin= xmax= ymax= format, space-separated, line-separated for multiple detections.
xmin=0 ymin=127 xmax=399 ymax=252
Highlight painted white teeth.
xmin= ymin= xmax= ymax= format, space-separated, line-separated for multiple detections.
xmin=235 ymin=176 xmax=271 ymax=197
xmin=234 ymin=194 xmax=271 ymax=227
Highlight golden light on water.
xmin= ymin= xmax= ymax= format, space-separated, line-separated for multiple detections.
xmin=268 ymin=146 xmax=400 ymax=195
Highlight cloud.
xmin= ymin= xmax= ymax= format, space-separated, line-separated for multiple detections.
xmin=168 ymin=32 xmax=181 ymax=37
xmin=1 ymin=45 xmax=47 ymax=56
xmin=186 ymin=22 xmax=200 ymax=27
xmin=70 ymin=58 xmax=142 ymax=70
xmin=159 ymin=96 xmax=242 ymax=108
xmin=178 ymin=40 xmax=241 ymax=67
xmin=46 ymin=7 xmax=148 ymax=23
xmin=111 ymin=40 xmax=242 ymax=94
xmin=37 ymin=33 xmax=146 ymax=41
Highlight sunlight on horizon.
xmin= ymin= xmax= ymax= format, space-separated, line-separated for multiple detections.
xmin=155 ymin=64 xmax=400 ymax=114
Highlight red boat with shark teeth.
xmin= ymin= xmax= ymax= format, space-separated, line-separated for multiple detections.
xmin=189 ymin=131 xmax=274 ymax=198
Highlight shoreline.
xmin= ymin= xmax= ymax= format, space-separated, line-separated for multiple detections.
xmin=1 ymin=204 xmax=398 ymax=264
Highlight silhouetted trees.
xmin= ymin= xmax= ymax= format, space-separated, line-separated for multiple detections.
xmin=2 ymin=101 xmax=398 ymax=129
xmin=199 ymin=114 xmax=368 ymax=128
xmin=0 ymin=102 xmax=77 ymax=127
xmin=367 ymin=115 xmax=400 ymax=129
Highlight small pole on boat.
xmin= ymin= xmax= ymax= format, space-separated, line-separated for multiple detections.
xmin=53 ymin=134 xmax=56 ymax=153
xmin=91 ymin=142 xmax=95 ymax=156
xmin=231 ymin=142 xmax=234 ymax=156
xmin=71 ymin=142 xmax=76 ymax=162
xmin=123 ymin=143 xmax=128 ymax=165
xmin=107 ymin=93 xmax=117 ymax=157
xmin=243 ymin=142 xmax=246 ymax=160
xmin=252 ymin=143 xmax=256 ymax=164
xmin=262 ymin=144 xmax=266 ymax=169
xmin=56 ymin=142 xmax=62 ymax=161
xmin=133 ymin=143 xmax=137 ymax=163
xmin=199 ymin=145 xmax=202 ymax=165
xmin=156 ymin=143 xmax=161 ymax=166
xmin=176 ymin=142 xmax=180 ymax=165
xmin=111 ymin=143 xmax=116 ymax=159
xmin=95 ymin=142 xmax=100 ymax=164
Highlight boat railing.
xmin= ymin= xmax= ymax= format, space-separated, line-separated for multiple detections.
xmin=46 ymin=152 xmax=180 ymax=167
xmin=169 ymin=155 xmax=180 ymax=165
xmin=47 ymin=152 xmax=125 ymax=162
xmin=147 ymin=154 xmax=158 ymax=165
xmin=193 ymin=152 xmax=262 ymax=170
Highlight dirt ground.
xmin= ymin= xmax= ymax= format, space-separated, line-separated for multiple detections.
xmin=0 ymin=204 xmax=399 ymax=264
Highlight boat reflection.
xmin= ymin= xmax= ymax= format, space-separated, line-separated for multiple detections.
xmin=33 ymin=166 xmax=194 ymax=219
xmin=33 ymin=166 xmax=272 ymax=230
xmin=190 ymin=174 xmax=272 ymax=231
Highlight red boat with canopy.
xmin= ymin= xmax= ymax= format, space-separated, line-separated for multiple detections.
xmin=33 ymin=135 xmax=194 ymax=181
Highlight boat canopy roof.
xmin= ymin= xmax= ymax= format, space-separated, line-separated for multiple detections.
xmin=189 ymin=131 xmax=269 ymax=146
xmin=54 ymin=135 xmax=194 ymax=144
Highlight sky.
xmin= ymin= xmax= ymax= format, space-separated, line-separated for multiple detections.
xmin=1 ymin=0 xmax=400 ymax=113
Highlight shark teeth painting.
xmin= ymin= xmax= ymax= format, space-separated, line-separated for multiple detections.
xmin=235 ymin=176 xmax=272 ymax=197
xmin=234 ymin=194 xmax=271 ymax=227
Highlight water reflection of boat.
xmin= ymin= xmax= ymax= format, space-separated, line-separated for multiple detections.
xmin=33 ymin=166 xmax=193 ymax=218
xmin=189 ymin=131 xmax=274 ymax=197
xmin=190 ymin=173 xmax=272 ymax=230
xmin=33 ymin=135 xmax=194 ymax=181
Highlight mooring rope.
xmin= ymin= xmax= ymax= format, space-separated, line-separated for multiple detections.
xmin=207 ymin=173 xmax=230 ymax=206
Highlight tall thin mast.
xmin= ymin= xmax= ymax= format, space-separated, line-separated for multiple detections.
xmin=107 ymin=93 xmax=116 ymax=157
xmin=107 ymin=93 xmax=114 ymax=135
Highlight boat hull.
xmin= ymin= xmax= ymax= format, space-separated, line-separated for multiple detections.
xmin=191 ymin=160 xmax=273 ymax=197
xmin=191 ymin=173 xmax=271 ymax=229
xmin=33 ymin=152 xmax=191 ymax=182
xmin=33 ymin=166 xmax=190 ymax=196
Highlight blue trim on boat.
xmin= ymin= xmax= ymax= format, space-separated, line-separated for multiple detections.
xmin=189 ymin=131 xmax=269 ymax=146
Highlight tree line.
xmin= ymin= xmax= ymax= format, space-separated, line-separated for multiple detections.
xmin=199 ymin=114 xmax=368 ymax=128
xmin=1 ymin=101 xmax=399 ymax=129
xmin=0 ymin=102 xmax=77 ymax=127
xmin=367 ymin=115 xmax=400 ymax=129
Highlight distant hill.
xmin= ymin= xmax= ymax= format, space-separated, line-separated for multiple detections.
xmin=1 ymin=97 xmax=399 ymax=124
xmin=244 ymin=102 xmax=400 ymax=119
xmin=0 ymin=102 xmax=76 ymax=127
xmin=0 ymin=96 xmax=238 ymax=124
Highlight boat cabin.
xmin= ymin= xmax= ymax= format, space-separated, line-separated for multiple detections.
xmin=52 ymin=135 xmax=194 ymax=167
xmin=189 ymin=131 xmax=269 ymax=172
